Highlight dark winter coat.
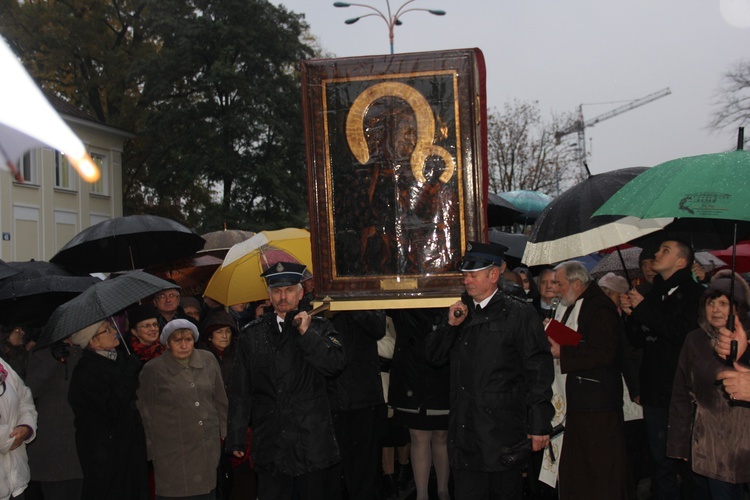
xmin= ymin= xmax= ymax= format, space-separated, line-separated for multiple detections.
xmin=196 ymin=340 xmax=237 ymax=391
xmin=388 ymin=308 xmax=450 ymax=412
xmin=630 ymin=267 xmax=704 ymax=407
xmin=667 ymin=328 xmax=750 ymax=484
xmin=559 ymin=283 xmax=624 ymax=411
xmin=67 ymin=350 xmax=148 ymax=500
xmin=327 ymin=311 xmax=386 ymax=412
xmin=226 ymin=312 xmax=347 ymax=476
xmin=25 ymin=345 xmax=83 ymax=482
xmin=425 ymin=290 xmax=554 ymax=472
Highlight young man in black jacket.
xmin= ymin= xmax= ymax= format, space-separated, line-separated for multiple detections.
xmin=621 ymin=239 xmax=704 ymax=500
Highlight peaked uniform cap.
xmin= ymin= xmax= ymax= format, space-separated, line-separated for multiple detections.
xmin=260 ymin=261 xmax=307 ymax=288
xmin=459 ymin=241 xmax=508 ymax=272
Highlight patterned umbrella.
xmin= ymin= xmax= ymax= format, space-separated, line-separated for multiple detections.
xmin=38 ymin=271 xmax=178 ymax=347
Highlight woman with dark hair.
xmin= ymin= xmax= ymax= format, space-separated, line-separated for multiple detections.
xmin=513 ymin=266 xmax=540 ymax=305
xmin=197 ymin=310 xmax=239 ymax=392
xmin=667 ymin=275 xmax=750 ymax=499
xmin=0 ymin=326 xmax=30 ymax=379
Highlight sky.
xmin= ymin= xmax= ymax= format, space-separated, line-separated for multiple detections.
xmin=270 ymin=0 xmax=750 ymax=176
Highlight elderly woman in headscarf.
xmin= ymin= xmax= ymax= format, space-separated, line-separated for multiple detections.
xmin=667 ymin=275 xmax=750 ymax=499
xmin=513 ymin=266 xmax=540 ymax=305
xmin=67 ymin=318 xmax=149 ymax=500
xmin=137 ymin=319 xmax=228 ymax=500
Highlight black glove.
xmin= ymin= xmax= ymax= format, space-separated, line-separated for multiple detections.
xmin=50 ymin=341 xmax=71 ymax=363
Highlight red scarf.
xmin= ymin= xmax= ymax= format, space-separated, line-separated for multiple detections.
xmin=129 ymin=336 xmax=165 ymax=362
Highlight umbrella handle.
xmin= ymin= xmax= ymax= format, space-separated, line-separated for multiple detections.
xmin=292 ymin=302 xmax=331 ymax=328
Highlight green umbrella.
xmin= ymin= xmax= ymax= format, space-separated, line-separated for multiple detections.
xmin=593 ymin=149 xmax=750 ymax=222
xmin=498 ymin=190 xmax=553 ymax=223
xmin=594 ymin=138 xmax=750 ymax=357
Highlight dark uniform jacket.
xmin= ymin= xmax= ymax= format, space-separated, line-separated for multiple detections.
xmin=226 ymin=312 xmax=346 ymax=476
xmin=68 ymin=350 xmax=148 ymax=500
xmin=630 ymin=267 xmax=704 ymax=407
xmin=425 ymin=290 xmax=554 ymax=472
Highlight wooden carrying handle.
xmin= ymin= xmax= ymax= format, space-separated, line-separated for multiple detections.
xmin=292 ymin=302 xmax=331 ymax=328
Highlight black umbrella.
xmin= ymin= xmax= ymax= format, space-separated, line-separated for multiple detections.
xmin=0 ymin=261 xmax=100 ymax=327
xmin=487 ymin=193 xmax=522 ymax=227
xmin=488 ymin=229 xmax=528 ymax=260
xmin=38 ymin=271 xmax=179 ymax=348
xmin=629 ymin=218 xmax=750 ymax=253
xmin=523 ymin=167 xmax=672 ymax=265
xmin=0 ymin=259 xmax=20 ymax=281
xmin=50 ymin=215 xmax=206 ymax=273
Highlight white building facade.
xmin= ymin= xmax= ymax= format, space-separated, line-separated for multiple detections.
xmin=0 ymin=97 xmax=132 ymax=262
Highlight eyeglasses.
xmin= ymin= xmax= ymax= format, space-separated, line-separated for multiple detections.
xmin=94 ymin=323 xmax=116 ymax=338
xmin=155 ymin=292 xmax=180 ymax=301
xmin=136 ymin=321 xmax=159 ymax=330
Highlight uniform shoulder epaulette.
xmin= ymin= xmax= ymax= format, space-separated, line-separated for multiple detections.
xmin=506 ymin=293 xmax=528 ymax=305
xmin=243 ymin=316 xmax=265 ymax=331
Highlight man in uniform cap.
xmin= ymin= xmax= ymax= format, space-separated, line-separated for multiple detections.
xmin=226 ymin=261 xmax=346 ymax=500
xmin=425 ymin=242 xmax=554 ymax=499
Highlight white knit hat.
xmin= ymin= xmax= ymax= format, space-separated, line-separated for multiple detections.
xmin=70 ymin=321 xmax=106 ymax=348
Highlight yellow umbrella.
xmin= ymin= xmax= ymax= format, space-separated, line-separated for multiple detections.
xmin=204 ymin=228 xmax=313 ymax=306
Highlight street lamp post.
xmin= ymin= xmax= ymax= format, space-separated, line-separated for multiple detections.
xmin=333 ymin=1 xmax=446 ymax=55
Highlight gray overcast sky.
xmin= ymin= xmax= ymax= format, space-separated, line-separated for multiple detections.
xmin=270 ymin=0 xmax=750 ymax=176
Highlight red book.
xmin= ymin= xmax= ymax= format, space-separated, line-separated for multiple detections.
xmin=545 ymin=319 xmax=583 ymax=347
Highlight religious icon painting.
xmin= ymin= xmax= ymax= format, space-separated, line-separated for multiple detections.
xmin=302 ymin=48 xmax=488 ymax=301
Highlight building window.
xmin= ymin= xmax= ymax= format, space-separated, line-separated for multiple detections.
xmin=89 ymin=152 xmax=108 ymax=195
xmin=55 ymin=151 xmax=75 ymax=189
xmin=19 ymin=152 xmax=37 ymax=184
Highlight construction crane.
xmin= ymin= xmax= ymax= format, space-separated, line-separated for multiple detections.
xmin=554 ymin=87 xmax=672 ymax=177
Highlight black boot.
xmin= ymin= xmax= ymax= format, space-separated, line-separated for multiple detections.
xmin=395 ymin=461 xmax=413 ymax=491
xmin=381 ymin=474 xmax=398 ymax=499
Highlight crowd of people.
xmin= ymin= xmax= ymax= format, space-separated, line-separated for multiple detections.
xmin=0 ymin=235 xmax=748 ymax=500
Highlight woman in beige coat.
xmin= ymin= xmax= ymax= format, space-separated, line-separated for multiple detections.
xmin=137 ymin=319 xmax=228 ymax=499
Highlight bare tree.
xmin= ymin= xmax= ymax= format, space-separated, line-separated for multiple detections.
xmin=487 ymin=100 xmax=580 ymax=196
xmin=710 ymin=59 xmax=750 ymax=134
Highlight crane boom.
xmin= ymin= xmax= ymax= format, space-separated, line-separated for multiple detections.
xmin=554 ymin=87 xmax=672 ymax=176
